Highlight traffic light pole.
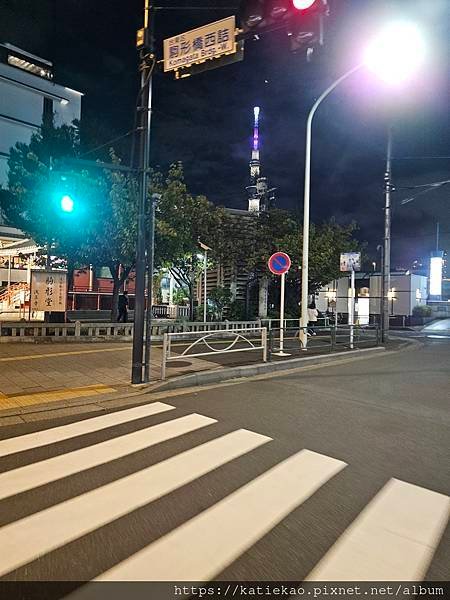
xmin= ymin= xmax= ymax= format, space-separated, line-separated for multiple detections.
xmin=131 ymin=0 xmax=154 ymax=384
xmin=144 ymin=196 xmax=156 ymax=382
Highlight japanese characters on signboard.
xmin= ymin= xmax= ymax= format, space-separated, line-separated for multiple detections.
xmin=340 ymin=252 xmax=361 ymax=272
xmin=163 ymin=16 xmax=236 ymax=72
xmin=31 ymin=271 xmax=67 ymax=312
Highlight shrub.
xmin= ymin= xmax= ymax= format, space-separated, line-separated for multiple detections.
xmin=412 ymin=304 xmax=432 ymax=317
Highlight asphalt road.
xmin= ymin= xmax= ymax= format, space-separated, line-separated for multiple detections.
xmin=0 ymin=337 xmax=448 ymax=598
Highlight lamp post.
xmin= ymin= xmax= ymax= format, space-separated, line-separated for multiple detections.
xmin=299 ymin=64 xmax=362 ymax=348
xmin=299 ymin=21 xmax=426 ymax=349
xmin=382 ymin=127 xmax=393 ymax=342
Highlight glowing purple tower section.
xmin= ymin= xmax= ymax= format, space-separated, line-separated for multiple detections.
xmin=250 ymin=106 xmax=261 ymax=183
xmin=247 ymin=106 xmax=275 ymax=213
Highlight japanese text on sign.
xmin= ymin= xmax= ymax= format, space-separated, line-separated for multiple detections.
xmin=31 ymin=271 xmax=67 ymax=312
xmin=163 ymin=16 xmax=235 ymax=72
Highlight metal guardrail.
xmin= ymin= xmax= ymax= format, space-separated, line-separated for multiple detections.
xmin=161 ymin=327 xmax=268 ymax=380
xmin=268 ymin=324 xmax=380 ymax=357
xmin=260 ymin=317 xmax=332 ymax=329
xmin=0 ymin=319 xmax=380 ymax=353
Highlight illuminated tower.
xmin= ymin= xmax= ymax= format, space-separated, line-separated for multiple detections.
xmin=247 ymin=106 xmax=276 ymax=213
xmin=250 ymin=106 xmax=261 ymax=182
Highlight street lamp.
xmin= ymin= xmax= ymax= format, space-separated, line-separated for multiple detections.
xmin=299 ymin=21 xmax=426 ymax=348
xmin=198 ymin=241 xmax=212 ymax=323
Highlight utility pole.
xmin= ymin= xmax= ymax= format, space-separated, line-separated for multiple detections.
xmin=382 ymin=127 xmax=393 ymax=343
xmin=131 ymin=0 xmax=155 ymax=384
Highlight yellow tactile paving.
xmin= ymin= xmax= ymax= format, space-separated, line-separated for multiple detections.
xmin=0 ymin=347 xmax=130 ymax=363
xmin=0 ymin=384 xmax=116 ymax=410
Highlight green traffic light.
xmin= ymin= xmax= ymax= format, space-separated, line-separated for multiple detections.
xmin=60 ymin=195 xmax=74 ymax=213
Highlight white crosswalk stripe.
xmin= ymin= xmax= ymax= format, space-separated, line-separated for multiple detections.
xmin=0 ymin=413 xmax=216 ymax=501
xmin=90 ymin=450 xmax=346 ymax=582
xmin=0 ymin=428 xmax=270 ymax=577
xmin=306 ymin=478 xmax=450 ymax=581
xmin=0 ymin=402 xmax=175 ymax=457
xmin=0 ymin=402 xmax=448 ymax=587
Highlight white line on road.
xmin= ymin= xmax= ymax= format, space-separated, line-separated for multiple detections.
xmin=0 ymin=413 xmax=217 ymax=501
xmin=306 ymin=478 xmax=450 ymax=581
xmin=0 ymin=428 xmax=271 ymax=577
xmin=0 ymin=402 xmax=175 ymax=458
xmin=87 ymin=450 xmax=346 ymax=582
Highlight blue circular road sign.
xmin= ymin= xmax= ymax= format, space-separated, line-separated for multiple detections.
xmin=268 ymin=252 xmax=291 ymax=275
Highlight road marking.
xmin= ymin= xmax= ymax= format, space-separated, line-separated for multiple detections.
xmin=0 ymin=402 xmax=175 ymax=458
xmin=306 ymin=478 xmax=450 ymax=581
xmin=0 ymin=347 xmax=130 ymax=363
xmin=0 ymin=428 xmax=270 ymax=577
xmin=91 ymin=450 xmax=346 ymax=582
xmin=0 ymin=413 xmax=217 ymax=501
xmin=0 ymin=384 xmax=117 ymax=410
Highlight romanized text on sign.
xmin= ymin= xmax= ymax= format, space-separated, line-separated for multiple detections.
xmin=163 ymin=16 xmax=236 ymax=72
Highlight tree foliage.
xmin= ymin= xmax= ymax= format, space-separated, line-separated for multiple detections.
xmin=0 ymin=124 xmax=365 ymax=324
xmin=152 ymin=163 xmax=221 ymax=319
xmin=0 ymin=123 xmax=138 ymax=320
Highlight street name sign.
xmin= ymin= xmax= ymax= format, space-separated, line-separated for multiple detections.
xmin=268 ymin=252 xmax=291 ymax=275
xmin=340 ymin=252 xmax=361 ymax=272
xmin=163 ymin=16 xmax=236 ymax=73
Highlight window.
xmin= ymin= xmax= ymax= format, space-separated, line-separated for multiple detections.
xmin=43 ymin=97 xmax=53 ymax=124
xmin=7 ymin=54 xmax=53 ymax=79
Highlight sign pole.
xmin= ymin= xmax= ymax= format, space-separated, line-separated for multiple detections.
xmin=279 ymin=272 xmax=286 ymax=354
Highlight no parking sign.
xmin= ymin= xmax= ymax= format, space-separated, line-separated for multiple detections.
xmin=267 ymin=252 xmax=291 ymax=356
xmin=268 ymin=252 xmax=291 ymax=275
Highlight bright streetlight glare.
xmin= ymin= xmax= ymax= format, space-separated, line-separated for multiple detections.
xmin=364 ymin=22 xmax=426 ymax=85
xmin=293 ymin=0 xmax=316 ymax=9
xmin=60 ymin=195 xmax=74 ymax=213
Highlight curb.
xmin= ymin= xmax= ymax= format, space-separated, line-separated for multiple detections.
xmin=1 ymin=341 xmax=416 ymax=426
xmin=150 ymin=346 xmax=387 ymax=393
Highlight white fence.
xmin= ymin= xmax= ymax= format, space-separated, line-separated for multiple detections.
xmin=0 ymin=321 xmax=133 ymax=342
xmin=0 ymin=319 xmax=262 ymax=342
xmin=161 ymin=327 xmax=268 ymax=380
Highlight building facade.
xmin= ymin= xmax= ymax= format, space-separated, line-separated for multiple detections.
xmin=317 ymin=272 xmax=428 ymax=324
xmin=0 ymin=43 xmax=82 ymax=186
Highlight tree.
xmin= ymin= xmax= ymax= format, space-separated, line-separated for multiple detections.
xmin=209 ymin=286 xmax=232 ymax=321
xmin=0 ymin=122 xmax=139 ymax=321
xmin=153 ymin=163 xmax=221 ymax=320
xmin=282 ymin=220 xmax=363 ymax=292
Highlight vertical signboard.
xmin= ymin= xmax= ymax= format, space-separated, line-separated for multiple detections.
xmin=340 ymin=252 xmax=361 ymax=272
xmin=31 ymin=271 xmax=67 ymax=312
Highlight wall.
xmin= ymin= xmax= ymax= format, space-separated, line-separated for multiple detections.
xmin=0 ymin=61 xmax=82 ymax=187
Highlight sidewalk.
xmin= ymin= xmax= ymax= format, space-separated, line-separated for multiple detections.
xmin=0 ymin=337 xmax=406 ymax=425
xmin=0 ymin=341 xmax=219 ymax=414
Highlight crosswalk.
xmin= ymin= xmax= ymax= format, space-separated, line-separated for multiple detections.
xmin=0 ymin=400 xmax=448 ymax=591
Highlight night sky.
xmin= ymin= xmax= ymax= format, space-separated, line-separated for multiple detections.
xmin=2 ymin=0 xmax=449 ymax=268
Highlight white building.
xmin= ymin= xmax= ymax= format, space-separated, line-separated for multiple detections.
xmin=317 ymin=272 xmax=428 ymax=323
xmin=0 ymin=43 xmax=82 ymax=186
